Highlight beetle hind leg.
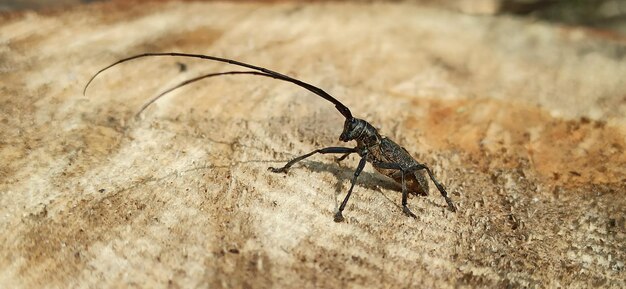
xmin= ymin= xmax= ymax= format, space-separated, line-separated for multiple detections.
xmin=408 ymin=164 xmax=457 ymax=212
xmin=400 ymin=171 xmax=418 ymax=219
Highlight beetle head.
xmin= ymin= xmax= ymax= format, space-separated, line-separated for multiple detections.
xmin=339 ymin=118 xmax=366 ymax=142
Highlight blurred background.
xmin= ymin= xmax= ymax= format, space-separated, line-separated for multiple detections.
xmin=2 ymin=0 xmax=626 ymax=36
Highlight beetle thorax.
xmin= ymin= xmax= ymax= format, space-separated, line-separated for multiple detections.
xmin=356 ymin=121 xmax=381 ymax=148
xmin=339 ymin=118 xmax=381 ymax=147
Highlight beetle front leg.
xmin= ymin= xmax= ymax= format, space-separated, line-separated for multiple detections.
xmin=268 ymin=147 xmax=357 ymax=173
xmin=373 ymin=162 xmax=418 ymax=218
xmin=334 ymin=154 xmax=368 ymax=222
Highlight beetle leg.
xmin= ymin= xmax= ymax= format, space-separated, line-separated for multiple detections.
xmin=400 ymin=170 xmax=418 ymax=218
xmin=334 ymin=155 xmax=367 ymax=222
xmin=268 ymin=147 xmax=357 ymax=173
xmin=407 ymin=163 xmax=457 ymax=212
xmin=372 ymin=162 xmax=417 ymax=218
xmin=335 ymin=152 xmax=352 ymax=163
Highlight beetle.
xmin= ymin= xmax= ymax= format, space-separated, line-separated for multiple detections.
xmin=84 ymin=52 xmax=457 ymax=222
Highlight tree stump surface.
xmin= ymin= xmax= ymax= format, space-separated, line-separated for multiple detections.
xmin=1 ymin=1 xmax=624 ymax=288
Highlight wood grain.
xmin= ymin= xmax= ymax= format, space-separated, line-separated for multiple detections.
xmin=0 ymin=1 xmax=625 ymax=288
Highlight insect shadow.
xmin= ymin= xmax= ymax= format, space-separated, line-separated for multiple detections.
xmin=300 ymin=160 xmax=440 ymax=214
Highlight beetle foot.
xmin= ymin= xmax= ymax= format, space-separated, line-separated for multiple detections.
xmin=333 ymin=211 xmax=345 ymax=222
xmin=445 ymin=198 xmax=457 ymax=212
xmin=402 ymin=206 xmax=417 ymax=219
xmin=268 ymin=166 xmax=288 ymax=174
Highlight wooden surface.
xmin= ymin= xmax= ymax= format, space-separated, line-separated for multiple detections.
xmin=1 ymin=1 xmax=625 ymax=288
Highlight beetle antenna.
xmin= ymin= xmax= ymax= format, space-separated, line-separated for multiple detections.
xmin=135 ymin=70 xmax=274 ymax=118
xmin=84 ymin=52 xmax=353 ymax=119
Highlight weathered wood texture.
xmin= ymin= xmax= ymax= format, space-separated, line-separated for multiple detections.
xmin=1 ymin=1 xmax=625 ymax=288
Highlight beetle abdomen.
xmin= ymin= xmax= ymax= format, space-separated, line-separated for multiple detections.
xmin=369 ymin=137 xmax=430 ymax=196
xmin=382 ymin=169 xmax=429 ymax=196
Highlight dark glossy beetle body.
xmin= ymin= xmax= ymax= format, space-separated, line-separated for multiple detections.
xmin=342 ymin=118 xmax=429 ymax=196
xmin=329 ymin=118 xmax=455 ymax=222
xmin=366 ymin=137 xmax=430 ymax=197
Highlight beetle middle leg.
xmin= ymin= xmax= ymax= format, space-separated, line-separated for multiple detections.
xmin=373 ymin=162 xmax=418 ymax=218
xmin=373 ymin=162 xmax=456 ymax=217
